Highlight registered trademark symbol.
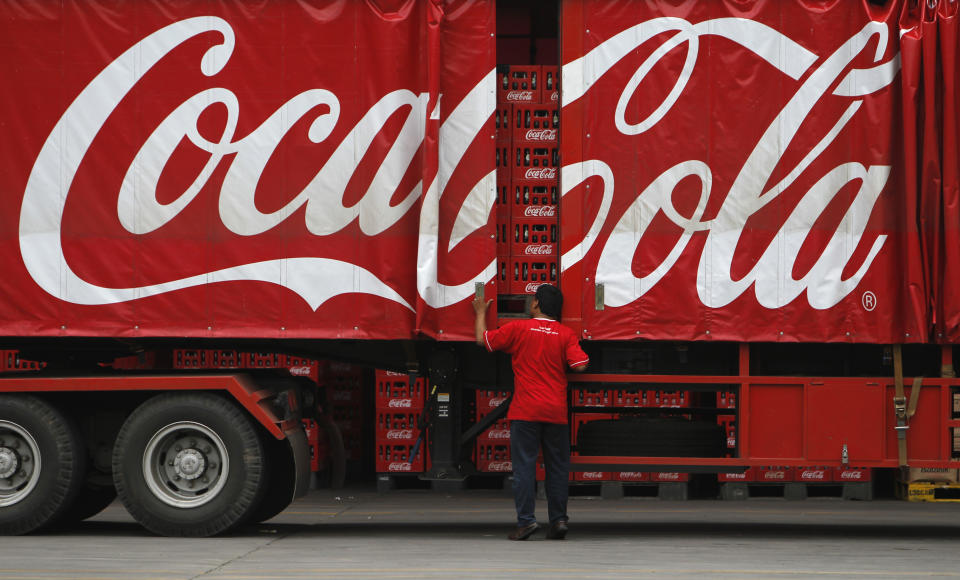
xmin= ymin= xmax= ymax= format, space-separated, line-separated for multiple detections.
xmin=862 ymin=291 xmax=877 ymax=312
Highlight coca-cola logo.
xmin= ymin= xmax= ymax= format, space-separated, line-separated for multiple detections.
xmin=387 ymin=399 xmax=413 ymax=408
xmin=506 ymin=90 xmax=534 ymax=101
xmin=549 ymin=91 xmax=559 ymax=102
xmin=723 ymin=472 xmax=747 ymax=480
xmin=388 ymin=462 xmax=412 ymax=472
xmin=800 ymin=471 xmax=825 ymax=480
xmin=657 ymin=472 xmax=680 ymax=480
xmin=523 ymin=167 xmax=557 ymax=180
xmin=840 ymin=470 xmax=865 ymax=480
xmin=763 ymin=471 xmax=786 ymax=480
xmin=386 ymin=429 xmax=414 ymax=440
xmin=288 ymin=365 xmax=313 ymax=377
xmin=524 ymin=283 xmax=544 ymax=293
xmin=618 ymin=472 xmax=645 ymax=479
xmin=487 ymin=397 xmax=507 ymax=408
xmin=523 ymin=206 xmax=556 ymax=218
xmin=524 ymin=129 xmax=557 ymax=141
xmin=487 ymin=430 xmax=510 ymax=439
xmin=487 ymin=461 xmax=512 ymax=472
xmin=523 ymin=244 xmax=554 ymax=256
xmin=582 ymin=472 xmax=604 ymax=479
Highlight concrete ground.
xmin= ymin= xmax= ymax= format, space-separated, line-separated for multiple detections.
xmin=1 ymin=485 xmax=960 ymax=579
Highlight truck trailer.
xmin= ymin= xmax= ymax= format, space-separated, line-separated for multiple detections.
xmin=1 ymin=0 xmax=959 ymax=536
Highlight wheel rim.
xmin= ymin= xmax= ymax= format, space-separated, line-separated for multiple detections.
xmin=141 ymin=421 xmax=229 ymax=508
xmin=0 ymin=421 xmax=42 ymax=507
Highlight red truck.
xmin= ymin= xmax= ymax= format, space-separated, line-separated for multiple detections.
xmin=1 ymin=0 xmax=958 ymax=536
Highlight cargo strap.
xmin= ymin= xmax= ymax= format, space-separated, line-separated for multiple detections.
xmin=893 ymin=344 xmax=923 ymax=470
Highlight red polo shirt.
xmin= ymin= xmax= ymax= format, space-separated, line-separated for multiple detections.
xmin=483 ymin=317 xmax=589 ymax=424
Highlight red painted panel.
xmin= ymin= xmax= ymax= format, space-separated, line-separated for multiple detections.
xmin=805 ymin=382 xmax=885 ymax=462
xmin=746 ymin=384 xmax=804 ymax=459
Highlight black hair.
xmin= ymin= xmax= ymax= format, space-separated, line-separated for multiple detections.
xmin=534 ymin=284 xmax=563 ymax=320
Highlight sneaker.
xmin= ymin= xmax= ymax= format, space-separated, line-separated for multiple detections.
xmin=545 ymin=519 xmax=568 ymax=540
xmin=508 ymin=522 xmax=538 ymax=540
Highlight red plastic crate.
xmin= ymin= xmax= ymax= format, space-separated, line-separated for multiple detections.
xmin=495 ymin=143 xmax=511 ymax=174
xmin=616 ymin=471 xmax=650 ymax=482
xmin=500 ymin=256 xmax=558 ymax=294
xmin=718 ymin=415 xmax=737 ymax=449
xmin=836 ymin=467 xmax=872 ymax=481
xmin=511 ymin=181 xmax=558 ymax=221
xmin=756 ymin=466 xmax=795 ymax=482
xmin=376 ymin=411 xmax=420 ymax=443
xmin=285 ymin=356 xmax=319 ymax=382
xmin=717 ymin=391 xmax=737 ymax=409
xmin=718 ymin=471 xmax=750 ymax=482
xmin=510 ymin=219 xmax=558 ymax=257
xmin=650 ymin=472 xmax=689 ymax=482
xmin=376 ymin=370 xmax=425 ymax=410
xmin=303 ymin=419 xmax=322 ymax=472
xmin=573 ymin=389 xmax=611 ymax=408
xmin=495 ymin=103 xmax=513 ymax=144
xmin=797 ymin=466 xmax=835 ymax=483
xmin=497 ymin=64 xmax=540 ymax=103
xmin=575 ymin=471 xmax=609 ymax=482
xmin=476 ymin=441 xmax=512 ymax=473
xmin=376 ymin=443 xmax=425 ymax=473
xmin=512 ymin=146 xmax=559 ymax=181
xmin=476 ymin=390 xmax=511 ymax=418
xmin=512 ymin=104 xmax=558 ymax=143
xmin=612 ymin=390 xmax=647 ymax=407
xmin=542 ymin=66 xmax=560 ymax=104
xmin=654 ymin=390 xmax=690 ymax=408
xmin=478 ymin=419 xmax=512 ymax=444
xmin=0 ymin=351 xmax=46 ymax=372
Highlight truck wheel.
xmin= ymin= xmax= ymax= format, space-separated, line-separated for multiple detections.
xmin=246 ymin=432 xmax=295 ymax=524
xmin=55 ymin=482 xmax=117 ymax=524
xmin=112 ymin=393 xmax=267 ymax=537
xmin=0 ymin=395 xmax=85 ymax=535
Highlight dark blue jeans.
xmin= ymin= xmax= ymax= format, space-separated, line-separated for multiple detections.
xmin=510 ymin=420 xmax=569 ymax=527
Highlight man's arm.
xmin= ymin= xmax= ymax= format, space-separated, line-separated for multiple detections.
xmin=571 ymin=363 xmax=588 ymax=372
xmin=472 ymin=297 xmax=493 ymax=347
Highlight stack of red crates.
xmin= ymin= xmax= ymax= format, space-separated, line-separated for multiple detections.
xmin=496 ymin=65 xmax=560 ymax=295
xmin=476 ymin=390 xmax=513 ymax=473
xmin=322 ymin=362 xmax=365 ymax=463
xmin=375 ymin=370 xmax=426 ymax=473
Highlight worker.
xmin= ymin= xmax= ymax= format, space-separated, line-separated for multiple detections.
xmin=472 ymin=284 xmax=589 ymax=540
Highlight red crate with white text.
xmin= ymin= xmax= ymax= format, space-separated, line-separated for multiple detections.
xmin=797 ymin=466 xmax=836 ymax=483
xmin=511 ymin=180 xmax=558 ymax=222
xmin=756 ymin=466 xmax=795 ymax=482
xmin=512 ymin=146 xmax=559 ymax=181
xmin=512 ymin=104 xmax=558 ymax=143
xmin=573 ymin=389 xmax=611 ymax=408
xmin=376 ymin=411 xmax=420 ymax=443
xmin=376 ymin=442 xmax=425 ymax=473
xmin=654 ymin=390 xmax=690 ymax=408
xmin=616 ymin=471 xmax=650 ymax=482
xmin=476 ymin=390 xmax=511 ymax=418
xmin=613 ymin=390 xmax=647 ymax=407
xmin=376 ymin=370 xmax=425 ymax=410
xmin=542 ymin=66 xmax=560 ymax=105
xmin=497 ymin=64 xmax=540 ymax=103
xmin=836 ymin=467 xmax=872 ymax=481
xmin=500 ymin=256 xmax=558 ymax=294
xmin=718 ymin=415 xmax=737 ymax=450
xmin=717 ymin=391 xmax=737 ymax=409
xmin=476 ymin=441 xmax=512 ymax=473
xmin=650 ymin=472 xmax=690 ymax=483
xmin=575 ymin=471 xmax=609 ymax=482
xmin=718 ymin=470 xmax=751 ymax=482
xmin=510 ymin=218 xmax=558 ymax=257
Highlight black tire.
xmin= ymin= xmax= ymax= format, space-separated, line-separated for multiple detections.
xmin=246 ymin=432 xmax=295 ymax=524
xmin=576 ymin=417 xmax=725 ymax=457
xmin=112 ymin=393 xmax=268 ymax=537
xmin=0 ymin=395 xmax=86 ymax=535
xmin=55 ymin=483 xmax=117 ymax=524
